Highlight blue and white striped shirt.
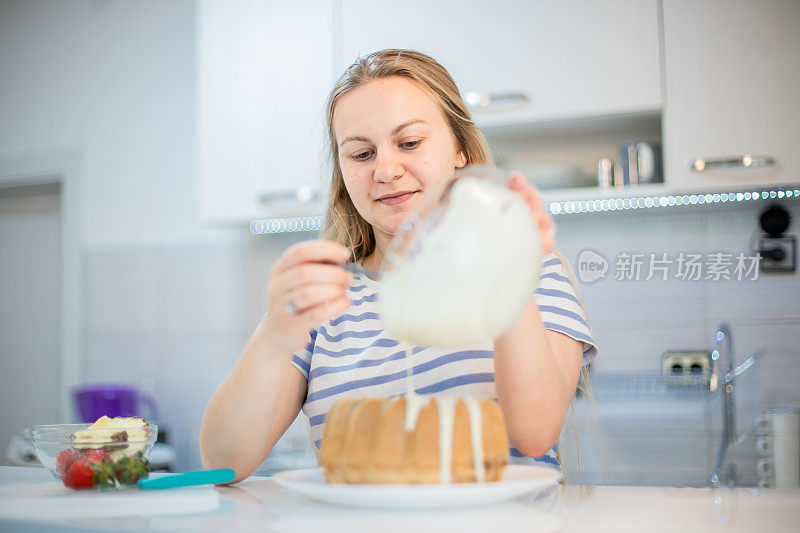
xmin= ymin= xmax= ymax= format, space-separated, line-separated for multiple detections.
xmin=291 ymin=252 xmax=597 ymax=469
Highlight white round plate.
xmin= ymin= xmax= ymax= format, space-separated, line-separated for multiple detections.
xmin=271 ymin=464 xmax=561 ymax=508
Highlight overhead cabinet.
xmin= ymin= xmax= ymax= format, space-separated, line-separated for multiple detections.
xmin=196 ymin=0 xmax=334 ymax=222
xmin=339 ymin=0 xmax=663 ymax=128
xmin=196 ymin=0 xmax=800 ymax=224
xmin=197 ymin=0 xmax=664 ymax=223
xmin=661 ymin=0 xmax=800 ymax=190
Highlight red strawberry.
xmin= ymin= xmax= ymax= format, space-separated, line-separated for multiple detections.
xmin=84 ymin=449 xmax=111 ymax=465
xmin=62 ymin=459 xmax=95 ymax=489
xmin=56 ymin=449 xmax=83 ymax=476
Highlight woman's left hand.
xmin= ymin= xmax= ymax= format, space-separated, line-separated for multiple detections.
xmin=508 ymin=172 xmax=555 ymax=255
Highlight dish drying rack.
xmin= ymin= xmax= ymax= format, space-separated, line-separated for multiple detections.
xmin=584 ymin=371 xmax=713 ymax=400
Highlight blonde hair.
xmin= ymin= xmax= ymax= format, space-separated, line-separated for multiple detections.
xmin=321 ymin=49 xmax=492 ymax=262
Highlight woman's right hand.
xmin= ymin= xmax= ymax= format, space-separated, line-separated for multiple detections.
xmin=259 ymin=240 xmax=353 ymax=354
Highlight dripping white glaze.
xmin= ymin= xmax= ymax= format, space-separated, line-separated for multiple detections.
xmin=436 ymin=395 xmax=457 ymax=484
xmin=404 ymin=390 xmax=427 ymax=432
xmin=463 ymin=396 xmax=486 ymax=482
xmin=404 ymin=349 xmax=427 ymax=431
xmin=402 ymin=347 xmax=486 ymax=484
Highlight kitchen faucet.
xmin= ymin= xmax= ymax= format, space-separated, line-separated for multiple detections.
xmin=708 ymin=323 xmax=764 ymax=487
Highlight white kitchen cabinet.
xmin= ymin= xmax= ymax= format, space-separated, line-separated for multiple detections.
xmin=662 ymin=0 xmax=800 ymax=191
xmin=339 ymin=0 xmax=662 ymax=128
xmin=197 ymin=0 xmax=333 ymax=222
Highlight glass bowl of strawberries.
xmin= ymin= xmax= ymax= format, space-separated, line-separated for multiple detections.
xmin=30 ymin=417 xmax=157 ymax=490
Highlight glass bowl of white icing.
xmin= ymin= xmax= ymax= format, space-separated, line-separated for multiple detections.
xmin=379 ymin=165 xmax=543 ymax=347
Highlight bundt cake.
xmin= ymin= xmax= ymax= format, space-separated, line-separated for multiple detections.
xmin=319 ymin=394 xmax=508 ymax=484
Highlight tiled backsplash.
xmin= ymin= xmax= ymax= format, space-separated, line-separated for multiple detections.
xmin=84 ymin=200 xmax=800 ymax=484
xmin=553 ymin=199 xmax=800 ymax=486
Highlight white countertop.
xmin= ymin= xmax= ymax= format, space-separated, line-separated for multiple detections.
xmin=1 ymin=465 xmax=799 ymax=532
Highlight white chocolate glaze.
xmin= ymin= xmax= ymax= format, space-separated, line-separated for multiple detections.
xmin=463 ymin=396 xmax=486 ymax=482
xmin=436 ymin=395 xmax=457 ymax=484
xmin=403 ymin=350 xmax=428 ymax=432
xmin=403 ymin=348 xmax=487 ymax=484
xmin=404 ymin=390 xmax=427 ymax=432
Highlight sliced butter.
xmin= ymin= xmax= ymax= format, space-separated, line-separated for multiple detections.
xmin=70 ymin=416 xmax=150 ymax=459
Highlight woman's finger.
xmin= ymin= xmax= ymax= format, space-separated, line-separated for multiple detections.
xmin=542 ymin=223 xmax=554 ymax=253
xmin=508 ymin=172 xmax=531 ymax=199
xmin=272 ymin=240 xmax=350 ymax=275
xmin=509 ymin=172 xmax=545 ymax=212
xmin=535 ymin=209 xmax=553 ymax=232
xmin=275 ymin=263 xmax=352 ymax=294
xmin=510 ymin=172 xmax=554 ymax=243
xmin=508 ymin=172 xmax=557 ymax=256
xmin=297 ymin=295 xmax=351 ymax=325
xmin=285 ymin=283 xmax=349 ymax=315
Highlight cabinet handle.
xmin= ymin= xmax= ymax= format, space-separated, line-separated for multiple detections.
xmin=687 ymin=155 xmax=775 ymax=172
xmin=258 ymin=186 xmax=320 ymax=204
xmin=464 ymin=91 xmax=531 ymax=110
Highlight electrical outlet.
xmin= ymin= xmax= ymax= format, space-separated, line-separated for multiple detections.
xmin=662 ymin=351 xmax=712 ymax=381
xmin=759 ymin=235 xmax=796 ymax=273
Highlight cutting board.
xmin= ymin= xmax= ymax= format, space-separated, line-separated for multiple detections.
xmin=0 ymin=480 xmax=220 ymax=521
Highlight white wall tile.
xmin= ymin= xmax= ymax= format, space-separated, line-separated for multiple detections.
xmin=84 ymin=329 xmax=162 ymax=386
xmin=589 ymin=325 xmax=707 ymax=371
xmin=86 ymin=247 xmax=164 ymax=331
xmin=163 ymin=241 xmax=247 ymax=330
xmin=705 ymin=276 xmax=800 ymax=327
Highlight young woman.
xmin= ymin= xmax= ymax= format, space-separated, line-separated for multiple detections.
xmin=200 ymin=49 xmax=597 ymax=482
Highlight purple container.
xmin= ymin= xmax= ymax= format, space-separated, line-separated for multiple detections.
xmin=72 ymin=384 xmax=158 ymax=423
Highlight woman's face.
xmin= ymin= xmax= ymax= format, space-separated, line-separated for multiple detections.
xmin=333 ymin=76 xmax=467 ymax=245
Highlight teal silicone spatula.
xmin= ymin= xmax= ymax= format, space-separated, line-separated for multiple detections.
xmin=137 ymin=468 xmax=235 ymax=490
